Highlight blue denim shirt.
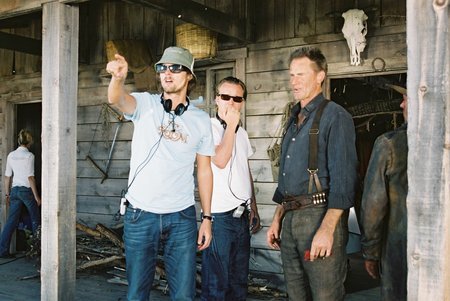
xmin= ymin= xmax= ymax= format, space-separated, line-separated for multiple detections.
xmin=277 ymin=93 xmax=358 ymax=209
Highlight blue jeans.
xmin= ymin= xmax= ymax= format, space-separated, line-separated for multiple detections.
xmin=0 ymin=186 xmax=41 ymax=256
xmin=123 ymin=205 xmax=197 ymax=301
xmin=201 ymin=209 xmax=250 ymax=301
xmin=280 ymin=206 xmax=348 ymax=301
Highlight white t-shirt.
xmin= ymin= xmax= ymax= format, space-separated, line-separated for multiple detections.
xmin=124 ymin=92 xmax=215 ymax=213
xmin=210 ymin=118 xmax=254 ymax=213
xmin=5 ymin=146 xmax=35 ymax=188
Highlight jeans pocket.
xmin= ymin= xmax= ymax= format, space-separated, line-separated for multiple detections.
xmin=125 ymin=207 xmax=143 ymax=223
xmin=178 ymin=205 xmax=196 ymax=220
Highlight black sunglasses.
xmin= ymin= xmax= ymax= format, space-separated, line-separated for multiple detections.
xmin=155 ymin=64 xmax=188 ymax=74
xmin=217 ymin=94 xmax=245 ymax=103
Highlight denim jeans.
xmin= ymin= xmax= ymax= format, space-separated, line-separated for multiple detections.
xmin=0 ymin=186 xmax=41 ymax=256
xmin=201 ymin=209 xmax=250 ymax=301
xmin=123 ymin=204 xmax=197 ymax=301
xmin=280 ymin=206 xmax=348 ymax=301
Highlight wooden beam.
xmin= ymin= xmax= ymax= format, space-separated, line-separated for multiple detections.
xmin=407 ymin=0 xmax=450 ymax=299
xmin=0 ymin=12 xmax=39 ymax=28
xmin=0 ymin=0 xmax=88 ymax=20
xmin=123 ymin=0 xmax=253 ymax=42
xmin=41 ymin=2 xmax=79 ymax=300
xmin=0 ymin=31 xmax=41 ymax=55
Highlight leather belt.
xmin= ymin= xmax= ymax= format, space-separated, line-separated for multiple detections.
xmin=281 ymin=192 xmax=328 ymax=211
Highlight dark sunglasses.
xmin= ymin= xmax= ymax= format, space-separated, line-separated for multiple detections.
xmin=155 ymin=64 xmax=188 ymax=74
xmin=217 ymin=94 xmax=245 ymax=103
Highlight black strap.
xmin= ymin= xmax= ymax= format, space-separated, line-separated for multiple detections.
xmin=308 ymin=99 xmax=329 ymax=193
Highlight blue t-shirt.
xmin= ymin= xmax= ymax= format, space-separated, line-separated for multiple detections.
xmin=124 ymin=92 xmax=215 ymax=213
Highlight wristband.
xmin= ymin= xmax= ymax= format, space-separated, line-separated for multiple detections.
xmin=202 ymin=215 xmax=213 ymax=222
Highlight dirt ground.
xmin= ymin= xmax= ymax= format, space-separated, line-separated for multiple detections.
xmin=0 ymin=252 xmax=379 ymax=301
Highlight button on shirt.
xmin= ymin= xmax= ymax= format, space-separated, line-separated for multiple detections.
xmin=5 ymin=146 xmax=35 ymax=188
xmin=277 ymin=93 xmax=358 ymax=209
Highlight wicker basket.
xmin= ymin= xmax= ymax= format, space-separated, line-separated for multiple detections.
xmin=175 ymin=23 xmax=217 ymax=59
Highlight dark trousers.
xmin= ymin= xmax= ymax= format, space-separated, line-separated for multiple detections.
xmin=201 ymin=209 xmax=251 ymax=301
xmin=281 ymin=206 xmax=348 ymax=301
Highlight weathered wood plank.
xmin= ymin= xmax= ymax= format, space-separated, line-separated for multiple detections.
xmin=254 ymin=182 xmax=278 ymax=205
xmin=88 ymin=1 xmax=108 ymax=64
xmin=296 ymin=0 xmax=315 ymax=37
xmin=315 ymin=0 xmax=335 ymax=35
xmin=254 ymin=0 xmax=274 ymax=42
xmin=127 ymin=0 xmax=249 ymax=41
xmin=250 ymin=159 xmax=275 ymax=183
xmin=246 ymin=115 xmax=283 ymax=138
xmin=77 ymin=141 xmax=131 ymax=160
xmin=380 ymin=0 xmax=406 ymax=27
xmin=407 ymin=0 xmax=449 ymax=299
xmin=76 ymin=212 xmax=122 ymax=229
xmin=107 ymin=1 xmax=124 ymax=40
xmin=246 ymin=33 xmax=407 ymax=74
xmin=246 ymin=91 xmax=292 ymax=115
xmin=41 ymin=3 xmax=79 ymax=300
xmin=250 ymin=138 xmax=279 ymax=160
xmin=77 ymin=122 xmax=134 ymax=142
xmin=77 ymin=195 xmax=121 ymax=215
xmin=78 ymin=158 xmax=130 ymax=179
xmin=78 ymin=83 xmax=135 ymax=106
xmin=248 ymin=24 xmax=405 ymax=52
xmin=124 ymin=2 xmax=144 ymax=40
xmin=77 ymin=177 xmax=128 ymax=197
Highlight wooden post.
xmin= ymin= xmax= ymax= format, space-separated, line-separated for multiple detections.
xmin=41 ymin=2 xmax=79 ymax=300
xmin=407 ymin=0 xmax=449 ymax=299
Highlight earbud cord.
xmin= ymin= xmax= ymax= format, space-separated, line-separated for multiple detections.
xmin=227 ymin=134 xmax=251 ymax=208
xmin=121 ymin=112 xmax=168 ymax=198
xmin=170 ymin=112 xmax=176 ymax=132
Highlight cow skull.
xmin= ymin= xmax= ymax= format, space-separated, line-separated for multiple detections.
xmin=342 ymin=9 xmax=368 ymax=66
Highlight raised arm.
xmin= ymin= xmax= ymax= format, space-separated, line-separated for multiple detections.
xmin=212 ymin=106 xmax=241 ymax=169
xmin=106 ymin=54 xmax=137 ymax=115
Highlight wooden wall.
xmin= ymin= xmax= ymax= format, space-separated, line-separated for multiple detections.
xmin=0 ymin=0 xmax=407 ymax=289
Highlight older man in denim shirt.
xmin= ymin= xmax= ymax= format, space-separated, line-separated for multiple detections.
xmin=267 ymin=47 xmax=358 ymax=301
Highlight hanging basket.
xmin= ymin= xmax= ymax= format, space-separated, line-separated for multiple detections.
xmin=175 ymin=23 xmax=217 ymax=59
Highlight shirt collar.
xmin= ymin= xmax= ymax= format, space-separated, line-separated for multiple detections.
xmin=290 ymin=93 xmax=325 ymax=119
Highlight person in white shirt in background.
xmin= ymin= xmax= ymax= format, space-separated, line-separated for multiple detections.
xmin=1 ymin=129 xmax=41 ymax=258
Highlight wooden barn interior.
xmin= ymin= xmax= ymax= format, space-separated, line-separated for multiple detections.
xmin=0 ymin=0 xmax=448 ymax=300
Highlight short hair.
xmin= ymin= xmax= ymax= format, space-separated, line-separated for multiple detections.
xmin=18 ymin=129 xmax=33 ymax=146
xmin=215 ymin=76 xmax=247 ymax=99
xmin=288 ymin=47 xmax=328 ymax=74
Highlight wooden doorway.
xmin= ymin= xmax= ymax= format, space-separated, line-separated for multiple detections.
xmin=16 ymin=102 xmax=42 ymax=194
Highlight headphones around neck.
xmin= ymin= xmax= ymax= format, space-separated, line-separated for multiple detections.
xmin=216 ymin=112 xmax=239 ymax=133
xmin=161 ymin=94 xmax=190 ymax=116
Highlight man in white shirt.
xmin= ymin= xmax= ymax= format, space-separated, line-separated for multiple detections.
xmin=106 ymin=46 xmax=214 ymax=300
xmin=201 ymin=77 xmax=261 ymax=301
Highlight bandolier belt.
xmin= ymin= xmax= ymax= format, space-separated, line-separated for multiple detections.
xmin=281 ymin=191 xmax=328 ymax=211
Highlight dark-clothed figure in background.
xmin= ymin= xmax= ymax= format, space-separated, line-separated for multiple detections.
xmin=266 ymin=47 xmax=358 ymax=301
xmin=106 ymin=46 xmax=215 ymax=301
xmin=360 ymin=84 xmax=408 ymax=301
xmin=1 ymin=129 xmax=41 ymax=258
xmin=201 ymin=77 xmax=261 ymax=301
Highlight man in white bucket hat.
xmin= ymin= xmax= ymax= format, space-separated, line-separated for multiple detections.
xmin=106 ymin=46 xmax=214 ymax=300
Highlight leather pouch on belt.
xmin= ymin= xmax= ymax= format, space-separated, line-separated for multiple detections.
xmin=272 ymin=188 xmax=284 ymax=204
